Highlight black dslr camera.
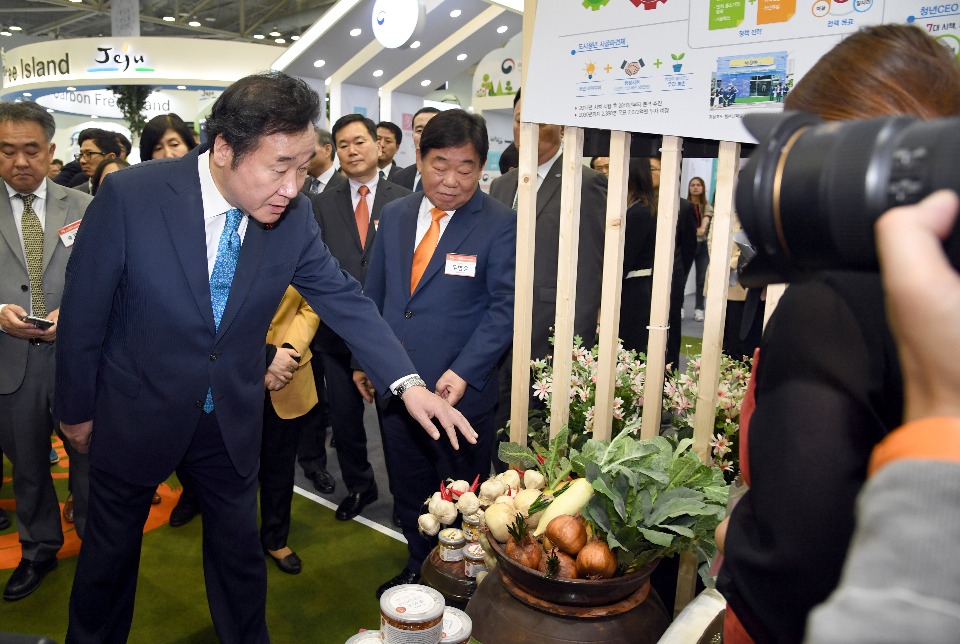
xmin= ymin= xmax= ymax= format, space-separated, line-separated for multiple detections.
xmin=736 ymin=112 xmax=960 ymax=287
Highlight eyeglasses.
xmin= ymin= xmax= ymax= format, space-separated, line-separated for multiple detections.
xmin=74 ymin=151 xmax=106 ymax=161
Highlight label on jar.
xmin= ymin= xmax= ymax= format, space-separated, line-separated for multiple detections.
xmin=442 ymin=613 xmax=463 ymax=639
xmin=463 ymin=557 xmax=486 ymax=578
xmin=439 ymin=544 xmax=464 ymax=562
xmin=381 ymin=617 xmax=443 ymax=644
xmin=389 ymin=588 xmax=440 ymax=616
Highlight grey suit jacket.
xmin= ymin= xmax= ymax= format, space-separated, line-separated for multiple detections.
xmin=489 ymin=156 xmax=608 ymax=359
xmin=0 ymin=179 xmax=93 ymax=393
xmin=310 ymin=177 xmax=412 ymax=354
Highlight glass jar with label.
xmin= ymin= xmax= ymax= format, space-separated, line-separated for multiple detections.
xmin=461 ymin=513 xmax=482 ymax=543
xmin=344 ymin=630 xmax=382 ymax=644
xmin=463 ymin=542 xmax=487 ymax=578
xmin=437 ymin=528 xmax=465 ymax=562
xmin=439 ymin=607 xmax=473 ymax=644
xmin=379 ymin=584 xmax=445 ymax=644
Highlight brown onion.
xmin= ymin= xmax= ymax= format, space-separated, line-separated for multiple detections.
xmin=505 ymin=535 xmax=542 ymax=570
xmin=545 ymin=515 xmax=587 ymax=557
xmin=576 ymin=540 xmax=618 ymax=579
xmin=538 ymin=547 xmax=579 ymax=579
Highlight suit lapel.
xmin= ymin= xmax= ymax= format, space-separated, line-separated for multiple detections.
xmin=0 ymin=192 xmax=24 ymax=270
xmin=536 ymin=154 xmax=563 ymax=219
xmin=42 ymin=182 xmax=70 ymax=269
xmin=411 ymin=190 xmax=482 ymax=297
xmin=160 ymin=152 xmax=217 ymax=336
xmin=399 ymin=198 xmax=419 ymax=298
xmin=215 ymin=217 xmax=266 ymax=341
xmin=334 ymin=183 xmax=364 ymax=252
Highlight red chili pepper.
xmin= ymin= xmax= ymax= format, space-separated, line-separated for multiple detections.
xmin=440 ymin=480 xmax=453 ymax=502
xmin=536 ymin=454 xmax=546 ymax=465
xmin=469 ymin=474 xmax=480 ymax=493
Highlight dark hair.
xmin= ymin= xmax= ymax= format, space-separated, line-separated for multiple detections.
xmin=628 ymin=158 xmax=656 ymax=216
xmin=51 ymin=159 xmax=64 ymax=167
xmin=139 ymin=113 xmax=198 ymax=161
xmin=205 ymin=71 xmax=321 ymax=168
xmin=78 ymin=128 xmax=122 ymax=156
xmin=419 ymin=109 xmax=489 ymax=165
xmin=499 ymin=143 xmax=518 ymax=175
xmin=413 ymin=107 xmax=441 ymax=122
xmin=315 ymin=127 xmax=335 ymax=160
xmin=91 ymin=157 xmax=130 ymax=196
xmin=331 ymin=114 xmax=377 ymax=144
xmin=786 ymin=24 xmax=960 ymax=120
xmin=0 ymin=102 xmax=56 ymax=142
xmin=686 ymin=176 xmax=710 ymax=209
xmin=115 ymin=132 xmax=132 ymax=158
xmin=377 ymin=121 xmax=402 ymax=146
xmin=513 ymin=88 xmax=522 ymax=108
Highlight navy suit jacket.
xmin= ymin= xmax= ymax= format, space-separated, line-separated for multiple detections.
xmin=54 ymin=147 xmax=416 ymax=485
xmin=363 ymin=189 xmax=516 ymax=418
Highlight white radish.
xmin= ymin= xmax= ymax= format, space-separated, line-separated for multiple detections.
xmin=532 ymin=478 xmax=595 ymax=537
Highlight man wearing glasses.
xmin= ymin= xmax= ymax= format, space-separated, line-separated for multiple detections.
xmin=71 ymin=129 xmax=121 ymax=194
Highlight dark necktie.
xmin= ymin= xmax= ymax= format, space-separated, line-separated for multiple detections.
xmin=204 ymin=207 xmax=243 ymax=413
xmin=414 ymin=176 xmax=423 ymax=192
xmin=356 ymin=185 xmax=370 ymax=250
xmin=17 ymin=193 xmax=46 ymax=318
xmin=410 ymin=207 xmax=446 ymax=294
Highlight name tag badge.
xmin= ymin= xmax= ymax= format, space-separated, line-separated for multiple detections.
xmin=445 ymin=253 xmax=477 ymax=278
xmin=58 ymin=220 xmax=81 ymax=247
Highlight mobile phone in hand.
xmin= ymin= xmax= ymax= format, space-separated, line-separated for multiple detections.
xmin=21 ymin=315 xmax=54 ymax=330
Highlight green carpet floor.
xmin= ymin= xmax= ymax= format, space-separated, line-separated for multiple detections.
xmin=0 ymin=452 xmax=408 ymax=643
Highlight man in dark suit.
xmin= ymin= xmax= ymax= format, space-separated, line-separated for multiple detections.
xmin=299 ymin=127 xmax=345 ymax=197
xmin=376 ymin=121 xmax=401 ymax=181
xmin=0 ymin=102 xmax=92 ymax=601
xmin=391 ymin=107 xmax=440 ymax=191
xmin=55 ymin=72 xmax=476 ymax=643
xmin=488 ymin=89 xmax=607 ymax=455
xmin=310 ymin=114 xmax=411 ymax=520
xmin=355 ymin=109 xmax=515 ymax=597
xmin=71 ymin=128 xmax=121 ymax=193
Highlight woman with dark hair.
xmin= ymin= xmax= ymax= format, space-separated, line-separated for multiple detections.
xmin=139 ymin=113 xmax=198 ymax=161
xmin=90 ymin=157 xmax=129 ymax=196
xmin=685 ymin=176 xmax=712 ymax=321
xmin=618 ymin=158 xmax=657 ymax=354
xmin=717 ymin=24 xmax=960 ymax=644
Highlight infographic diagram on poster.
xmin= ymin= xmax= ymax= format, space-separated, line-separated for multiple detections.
xmin=524 ymin=0 xmax=960 ymax=142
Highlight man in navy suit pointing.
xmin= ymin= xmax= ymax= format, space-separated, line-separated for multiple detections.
xmin=55 ymin=72 xmax=475 ymax=643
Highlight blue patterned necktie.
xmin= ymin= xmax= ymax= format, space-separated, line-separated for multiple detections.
xmin=204 ymin=207 xmax=243 ymax=413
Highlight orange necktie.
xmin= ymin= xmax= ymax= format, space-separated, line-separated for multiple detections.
xmin=410 ymin=207 xmax=446 ymax=293
xmin=355 ymin=184 xmax=370 ymax=249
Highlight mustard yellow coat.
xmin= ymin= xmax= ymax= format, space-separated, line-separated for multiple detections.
xmin=266 ymin=286 xmax=320 ymax=419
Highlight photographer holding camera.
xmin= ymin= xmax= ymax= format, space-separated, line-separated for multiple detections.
xmin=717 ymin=25 xmax=960 ymax=643
xmin=804 ymin=190 xmax=960 ymax=641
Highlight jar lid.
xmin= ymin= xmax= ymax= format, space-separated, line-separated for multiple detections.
xmin=379 ymin=584 xmax=445 ymax=624
xmin=344 ymin=630 xmax=381 ymax=643
xmin=438 ymin=528 xmax=465 ymax=544
xmin=439 ymin=607 xmax=473 ymax=643
xmin=463 ymin=543 xmax=485 ymax=560
xmin=462 ymin=513 xmax=481 ymax=525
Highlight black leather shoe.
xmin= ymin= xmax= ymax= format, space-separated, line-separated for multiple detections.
xmin=0 ymin=508 xmax=10 ymax=531
xmin=392 ymin=508 xmax=402 ymax=529
xmin=376 ymin=568 xmax=420 ymax=599
xmin=169 ymin=495 xmax=200 ymax=527
xmin=335 ymin=484 xmax=378 ymax=521
xmin=307 ymin=469 xmax=336 ymax=495
xmin=4 ymin=557 xmax=57 ymax=601
xmin=264 ymin=548 xmax=302 ymax=575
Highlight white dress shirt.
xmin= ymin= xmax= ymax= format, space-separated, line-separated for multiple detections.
xmin=198 ymin=151 xmax=249 ymax=278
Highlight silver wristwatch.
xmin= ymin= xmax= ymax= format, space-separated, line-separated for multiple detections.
xmin=393 ymin=375 xmax=427 ymax=398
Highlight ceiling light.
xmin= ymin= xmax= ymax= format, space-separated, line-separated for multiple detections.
xmin=275 ymin=38 xmax=286 ymax=43
xmin=450 ymin=9 xmax=462 ymax=17
xmin=68 ymin=0 xmax=81 ymax=3
xmin=420 ymin=79 xmax=431 ymax=87
xmin=0 ymin=31 xmax=11 ymax=37
xmin=350 ymin=28 xmax=361 ymax=37
xmin=253 ymin=34 xmax=265 ymax=39
xmin=67 ymin=86 xmax=77 ymax=91
xmin=373 ymin=69 xmax=384 ymax=77
xmin=457 ymin=53 xmax=467 ymax=61
xmin=410 ymin=40 xmax=420 ymax=49
xmin=162 ymin=16 xmax=175 ymax=22
xmin=188 ymin=20 xmax=201 ymax=27
xmin=23 ymin=92 xmax=32 ymax=97
xmin=269 ymin=30 xmax=281 ymax=37
xmin=177 ymin=85 xmax=187 ymax=90
xmin=313 ymin=59 xmax=326 ymax=68
xmin=10 ymin=25 xmax=22 ymax=31
xmin=325 ymin=78 xmax=331 ymax=86
xmin=46 ymin=108 xmax=54 ymax=113
xmin=13 ymin=99 xmax=21 ymax=103
xmin=91 ymin=115 xmax=98 ymax=119
xmin=497 ymin=25 xmax=508 ymax=33
xmin=205 ymin=17 xmax=215 ymax=22
xmin=291 ymin=35 xmax=300 ymax=41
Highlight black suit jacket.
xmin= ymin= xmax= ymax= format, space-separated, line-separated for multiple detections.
xmin=300 ymin=171 xmax=347 ymax=197
xmin=310 ymin=178 xmax=412 ymax=354
xmin=391 ymin=164 xmax=418 ymax=191
xmin=489 ymin=156 xmax=608 ymax=359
